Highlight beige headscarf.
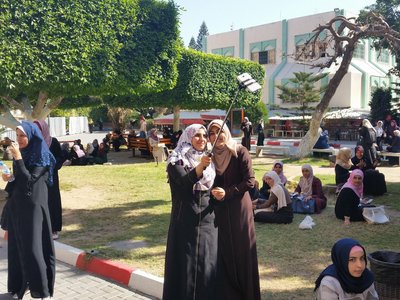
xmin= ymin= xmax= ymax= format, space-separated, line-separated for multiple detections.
xmin=336 ymin=147 xmax=352 ymax=169
xmin=299 ymin=164 xmax=314 ymax=198
xmin=207 ymin=119 xmax=238 ymax=175
xmin=264 ymin=171 xmax=287 ymax=210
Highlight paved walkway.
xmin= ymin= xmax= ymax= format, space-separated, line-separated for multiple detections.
xmin=0 ymin=239 xmax=153 ymax=300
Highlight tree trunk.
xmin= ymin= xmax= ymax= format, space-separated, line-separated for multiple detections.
xmin=295 ymin=47 xmax=355 ymax=158
xmin=173 ymin=105 xmax=180 ymax=132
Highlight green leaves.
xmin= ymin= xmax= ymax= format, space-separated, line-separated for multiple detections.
xmin=0 ymin=0 xmax=180 ymax=102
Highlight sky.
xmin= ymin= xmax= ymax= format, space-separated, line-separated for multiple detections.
xmin=173 ymin=0 xmax=376 ymax=46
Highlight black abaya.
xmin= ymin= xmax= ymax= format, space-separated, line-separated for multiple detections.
xmin=163 ymin=163 xmax=218 ymax=300
xmin=6 ymin=160 xmax=55 ymax=299
xmin=49 ymin=137 xmax=63 ymax=232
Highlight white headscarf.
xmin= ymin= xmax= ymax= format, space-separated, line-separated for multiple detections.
xmin=299 ymin=164 xmax=314 ymax=197
xmin=167 ymin=124 xmax=215 ymax=191
xmin=207 ymin=119 xmax=238 ymax=175
xmin=264 ymin=171 xmax=287 ymax=210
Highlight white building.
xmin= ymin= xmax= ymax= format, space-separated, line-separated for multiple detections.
xmin=204 ymin=9 xmax=397 ymax=110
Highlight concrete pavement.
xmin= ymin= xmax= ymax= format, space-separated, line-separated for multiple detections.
xmin=0 ymin=237 xmax=155 ymax=300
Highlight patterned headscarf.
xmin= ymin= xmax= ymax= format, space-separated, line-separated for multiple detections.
xmin=315 ymin=238 xmax=374 ymax=294
xmin=16 ymin=121 xmax=56 ymax=186
xmin=264 ymin=171 xmax=287 ymax=210
xmin=207 ymin=119 xmax=238 ymax=175
xmin=298 ymin=164 xmax=314 ymax=197
xmin=167 ymin=124 xmax=215 ymax=191
xmin=341 ymin=169 xmax=364 ymax=198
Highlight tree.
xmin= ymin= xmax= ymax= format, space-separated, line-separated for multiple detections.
xmin=0 ymin=0 xmax=180 ymax=126
xmin=276 ymin=72 xmax=327 ymax=120
xmin=369 ymin=87 xmax=393 ymax=122
xmin=294 ymin=12 xmax=400 ymax=158
xmin=188 ymin=37 xmax=198 ymax=50
xmin=119 ymin=49 xmax=265 ymax=131
xmin=196 ymin=21 xmax=209 ymax=52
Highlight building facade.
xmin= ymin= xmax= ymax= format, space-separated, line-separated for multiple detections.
xmin=204 ymin=9 xmax=397 ymax=110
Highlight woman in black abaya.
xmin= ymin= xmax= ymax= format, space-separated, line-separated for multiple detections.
xmin=163 ymin=124 xmax=217 ymax=300
xmin=3 ymin=121 xmax=56 ymax=299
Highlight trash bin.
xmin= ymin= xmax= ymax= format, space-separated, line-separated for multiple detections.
xmin=368 ymin=251 xmax=400 ymax=300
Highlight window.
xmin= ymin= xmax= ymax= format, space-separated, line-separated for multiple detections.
xmin=376 ymin=50 xmax=389 ymax=64
xmin=251 ymin=49 xmax=276 ymax=65
xmin=353 ymin=42 xmax=365 ymax=59
xmin=295 ymin=41 xmax=327 ymax=61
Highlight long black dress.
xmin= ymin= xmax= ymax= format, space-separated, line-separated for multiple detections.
xmin=49 ymin=137 xmax=63 ymax=233
xmin=213 ymin=146 xmax=261 ymax=300
xmin=163 ymin=164 xmax=218 ymax=300
xmin=6 ymin=160 xmax=55 ymax=299
xmin=335 ymin=187 xmax=364 ymax=222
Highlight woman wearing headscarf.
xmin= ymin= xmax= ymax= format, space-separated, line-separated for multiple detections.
xmin=335 ymin=169 xmax=366 ymax=225
xmin=386 ymin=129 xmax=400 ymax=165
xmin=352 ymin=145 xmax=387 ymax=196
xmin=208 ymin=119 xmax=260 ymax=300
xmin=240 ymin=116 xmax=253 ymax=151
xmin=34 ymin=119 xmax=64 ymax=240
xmin=335 ymin=147 xmax=356 ymax=187
xmin=256 ymin=161 xmax=287 ymax=201
xmin=374 ymin=120 xmax=384 ymax=151
xmin=2 ymin=121 xmax=56 ymax=299
xmin=315 ymin=238 xmax=378 ymax=299
xmin=294 ymin=164 xmax=327 ymax=213
xmin=385 ymin=119 xmax=399 ymax=145
xmin=358 ymin=119 xmax=378 ymax=164
xmin=163 ymin=124 xmax=217 ymax=300
xmin=148 ymin=128 xmax=164 ymax=165
xmin=70 ymin=144 xmax=87 ymax=165
xmin=253 ymin=171 xmax=293 ymax=224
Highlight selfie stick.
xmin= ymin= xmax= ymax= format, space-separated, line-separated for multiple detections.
xmin=209 ymin=73 xmax=262 ymax=154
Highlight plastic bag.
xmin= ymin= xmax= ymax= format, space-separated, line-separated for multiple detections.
xmin=362 ymin=206 xmax=389 ymax=224
xmin=299 ymin=215 xmax=316 ymax=230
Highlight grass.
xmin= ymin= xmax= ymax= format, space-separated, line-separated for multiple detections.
xmin=57 ymin=158 xmax=400 ymax=300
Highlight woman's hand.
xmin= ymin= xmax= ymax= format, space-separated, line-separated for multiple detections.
xmin=195 ymin=155 xmax=212 ymax=178
xmin=211 ymin=187 xmax=225 ymax=201
xmin=8 ymin=142 xmax=22 ymax=160
xmin=344 ymin=216 xmax=350 ymax=225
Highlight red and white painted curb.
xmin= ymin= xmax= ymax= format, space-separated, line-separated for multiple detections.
xmin=0 ymin=228 xmax=163 ymax=299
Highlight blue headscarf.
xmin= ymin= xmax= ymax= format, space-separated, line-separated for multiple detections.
xmin=17 ymin=121 xmax=56 ymax=186
xmin=315 ymin=238 xmax=374 ymax=294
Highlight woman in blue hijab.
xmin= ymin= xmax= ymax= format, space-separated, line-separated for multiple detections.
xmin=315 ymin=238 xmax=378 ymax=299
xmin=2 ymin=121 xmax=56 ymax=299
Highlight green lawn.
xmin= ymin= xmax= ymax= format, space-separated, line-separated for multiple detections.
xmin=58 ymin=160 xmax=400 ymax=300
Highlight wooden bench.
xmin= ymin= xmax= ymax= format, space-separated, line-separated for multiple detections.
xmin=378 ymin=151 xmax=400 ymax=165
xmin=128 ymin=137 xmax=172 ymax=157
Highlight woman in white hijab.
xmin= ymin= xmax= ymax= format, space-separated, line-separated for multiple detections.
xmin=163 ymin=124 xmax=218 ymax=300
xmin=253 ymin=171 xmax=293 ymax=224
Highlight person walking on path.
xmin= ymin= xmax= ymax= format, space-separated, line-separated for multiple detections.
xmin=34 ymin=120 xmax=63 ymax=240
xmin=163 ymin=124 xmax=217 ymax=300
xmin=2 ymin=121 xmax=56 ymax=299
xmin=241 ymin=117 xmax=253 ymax=151
xmin=208 ymin=119 xmax=261 ymax=300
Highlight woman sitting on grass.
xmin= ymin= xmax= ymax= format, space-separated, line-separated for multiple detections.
xmin=335 ymin=147 xmax=358 ymax=195
xmin=315 ymin=238 xmax=378 ymax=299
xmin=293 ymin=164 xmax=327 ymax=213
xmin=335 ymin=169 xmax=366 ymax=225
xmin=253 ymin=171 xmax=293 ymax=224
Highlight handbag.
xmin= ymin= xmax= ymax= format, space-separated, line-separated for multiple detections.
xmin=291 ymin=194 xmax=316 ymax=214
xmin=362 ymin=206 xmax=390 ymax=224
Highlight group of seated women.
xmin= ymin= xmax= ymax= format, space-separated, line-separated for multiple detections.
xmin=62 ymin=139 xmax=108 ymax=166
xmin=251 ymin=161 xmax=327 ymax=224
